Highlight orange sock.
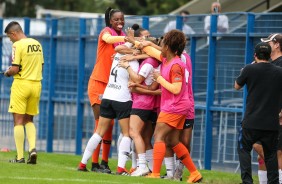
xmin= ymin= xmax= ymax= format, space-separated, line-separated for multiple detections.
xmin=102 ymin=119 xmax=114 ymax=162
xmin=173 ymin=143 xmax=196 ymax=173
xmin=92 ymin=119 xmax=101 ymax=163
xmin=153 ymin=141 xmax=166 ymax=174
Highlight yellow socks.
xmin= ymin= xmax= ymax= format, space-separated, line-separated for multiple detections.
xmin=25 ymin=122 xmax=36 ymax=152
xmin=14 ymin=125 xmax=25 ymax=160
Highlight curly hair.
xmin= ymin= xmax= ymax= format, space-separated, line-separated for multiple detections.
xmin=162 ymin=30 xmax=186 ymax=56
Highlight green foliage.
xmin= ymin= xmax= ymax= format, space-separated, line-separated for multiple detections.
xmin=0 ymin=150 xmax=257 ymax=184
xmin=2 ymin=0 xmax=191 ymax=18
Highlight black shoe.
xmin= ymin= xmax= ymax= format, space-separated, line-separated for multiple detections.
xmin=9 ymin=157 xmax=25 ymax=163
xmin=91 ymin=163 xmax=101 ymax=172
xmin=27 ymin=148 xmax=37 ymax=164
xmin=99 ymin=163 xmax=111 ymax=174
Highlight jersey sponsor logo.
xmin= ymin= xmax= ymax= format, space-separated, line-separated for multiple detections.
xmin=107 ymin=83 xmax=121 ymax=90
xmin=27 ymin=44 xmax=42 ymax=53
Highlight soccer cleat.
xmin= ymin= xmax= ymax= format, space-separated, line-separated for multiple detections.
xmin=129 ymin=167 xmax=137 ymax=174
xmin=27 ymin=148 xmax=37 ymax=164
xmin=77 ymin=163 xmax=88 ymax=172
xmin=131 ymin=166 xmax=150 ymax=176
xmin=161 ymin=175 xmax=174 ymax=180
xmin=116 ymin=170 xmax=130 ymax=176
xmin=77 ymin=166 xmax=88 ymax=172
xmin=91 ymin=163 xmax=101 ymax=172
xmin=99 ymin=163 xmax=112 ymax=174
xmin=9 ymin=157 xmax=25 ymax=163
xmin=187 ymin=170 xmax=203 ymax=183
xmin=145 ymin=173 xmax=160 ymax=178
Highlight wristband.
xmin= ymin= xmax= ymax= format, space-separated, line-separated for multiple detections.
xmin=126 ymin=65 xmax=130 ymax=70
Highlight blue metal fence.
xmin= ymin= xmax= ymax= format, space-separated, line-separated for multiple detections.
xmin=0 ymin=12 xmax=281 ymax=173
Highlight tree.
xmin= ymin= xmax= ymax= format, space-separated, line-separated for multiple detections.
xmin=1 ymin=0 xmax=191 ymax=18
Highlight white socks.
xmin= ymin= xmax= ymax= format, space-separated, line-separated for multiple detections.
xmin=146 ymin=149 xmax=153 ymax=171
xmin=131 ymin=141 xmax=137 ymax=168
xmin=138 ymin=153 xmax=147 ymax=169
xmin=164 ymin=157 xmax=175 ymax=177
xmin=118 ymin=136 xmax=131 ymax=168
xmin=81 ymin=133 xmax=102 ymax=164
xmin=258 ymin=170 xmax=267 ymax=184
xmin=117 ymin=133 xmax=123 ymax=153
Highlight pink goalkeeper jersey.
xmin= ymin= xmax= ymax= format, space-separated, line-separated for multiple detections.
xmin=160 ymin=56 xmax=190 ymax=115
xmin=181 ymin=53 xmax=195 ymax=119
xmin=132 ymin=57 xmax=159 ymax=110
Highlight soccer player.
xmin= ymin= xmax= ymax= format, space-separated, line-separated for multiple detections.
xmin=4 ymin=21 xmax=44 ymax=164
xmin=119 ymin=56 xmax=160 ymax=176
xmin=78 ymin=41 xmax=139 ymax=175
xmin=87 ymin=7 xmax=129 ymax=173
xmin=130 ymin=30 xmax=202 ymax=183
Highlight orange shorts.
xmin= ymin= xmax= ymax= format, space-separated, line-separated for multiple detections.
xmin=157 ymin=112 xmax=186 ymax=129
xmin=88 ymin=78 xmax=107 ymax=106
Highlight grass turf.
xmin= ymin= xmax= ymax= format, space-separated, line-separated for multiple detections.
xmin=0 ymin=150 xmax=258 ymax=184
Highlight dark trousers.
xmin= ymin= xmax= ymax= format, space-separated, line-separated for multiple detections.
xmin=237 ymin=127 xmax=279 ymax=184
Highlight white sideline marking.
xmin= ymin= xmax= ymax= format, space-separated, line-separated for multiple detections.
xmin=0 ymin=176 xmax=144 ymax=184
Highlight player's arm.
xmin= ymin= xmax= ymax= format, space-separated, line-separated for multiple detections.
xmin=4 ymin=65 xmax=19 ymax=77
xmin=102 ymin=32 xmax=125 ymax=44
xmin=129 ymin=82 xmax=161 ymax=95
xmin=120 ymin=62 xmax=145 ymax=84
xmin=126 ymin=37 xmax=162 ymax=61
xmin=137 ymin=42 xmax=162 ymax=61
xmin=115 ymin=44 xmax=135 ymax=55
xmin=4 ymin=44 xmax=20 ymax=77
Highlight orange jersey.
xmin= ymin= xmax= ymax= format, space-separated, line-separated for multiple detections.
xmin=90 ymin=27 xmax=123 ymax=83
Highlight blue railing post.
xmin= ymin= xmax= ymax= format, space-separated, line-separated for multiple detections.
xmin=176 ymin=15 xmax=183 ymax=31
xmin=0 ymin=19 xmax=3 ymax=72
xmin=142 ymin=16 xmax=149 ymax=30
xmin=23 ymin=17 xmax=30 ymax=36
xmin=75 ymin=18 xmax=86 ymax=155
xmin=204 ymin=14 xmax=218 ymax=170
xmin=243 ymin=13 xmax=255 ymax=114
xmin=189 ymin=37 xmax=196 ymax=88
xmin=46 ymin=19 xmax=58 ymax=152
xmin=96 ymin=16 xmax=103 ymax=35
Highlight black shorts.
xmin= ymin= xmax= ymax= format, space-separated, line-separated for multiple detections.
xmin=183 ymin=119 xmax=194 ymax=129
xmin=100 ymin=99 xmax=132 ymax=120
xmin=256 ymin=125 xmax=282 ymax=150
xmin=130 ymin=108 xmax=157 ymax=123
xmin=278 ymin=125 xmax=282 ymax=150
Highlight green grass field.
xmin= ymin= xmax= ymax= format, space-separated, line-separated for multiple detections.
xmin=0 ymin=150 xmax=258 ymax=184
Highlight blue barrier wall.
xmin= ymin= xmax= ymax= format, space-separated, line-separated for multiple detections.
xmin=0 ymin=12 xmax=281 ymax=173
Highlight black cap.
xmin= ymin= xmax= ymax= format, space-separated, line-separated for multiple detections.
xmin=255 ymin=42 xmax=271 ymax=56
